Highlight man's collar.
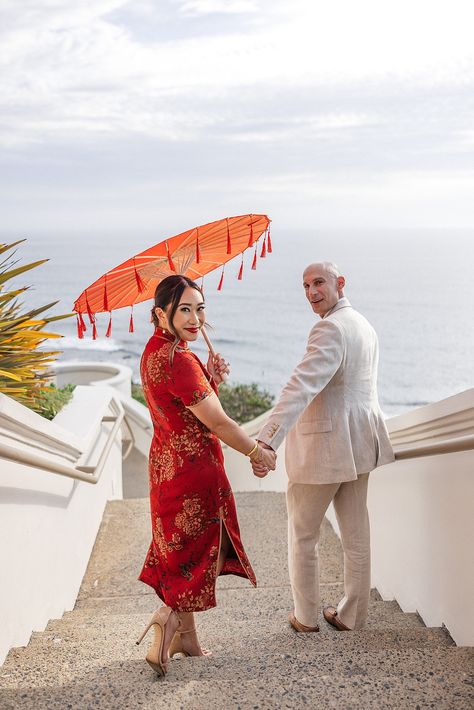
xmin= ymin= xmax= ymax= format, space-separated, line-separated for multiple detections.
xmin=322 ymin=296 xmax=352 ymax=319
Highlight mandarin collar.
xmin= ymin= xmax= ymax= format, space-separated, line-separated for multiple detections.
xmin=153 ymin=327 xmax=188 ymax=349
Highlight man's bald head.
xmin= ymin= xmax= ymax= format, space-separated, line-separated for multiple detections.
xmin=303 ymin=261 xmax=341 ymax=280
xmin=302 ymin=262 xmax=345 ymax=318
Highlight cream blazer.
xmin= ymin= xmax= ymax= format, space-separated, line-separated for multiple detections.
xmin=258 ymin=298 xmax=394 ymax=484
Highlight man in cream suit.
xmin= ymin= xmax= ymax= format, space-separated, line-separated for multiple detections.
xmin=254 ymin=262 xmax=394 ymax=633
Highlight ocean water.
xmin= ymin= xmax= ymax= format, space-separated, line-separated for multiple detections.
xmin=5 ymin=228 xmax=473 ymax=418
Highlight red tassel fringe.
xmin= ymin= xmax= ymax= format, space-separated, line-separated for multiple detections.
xmin=166 ymin=242 xmax=176 ymax=272
xmin=226 ymin=220 xmax=231 ymax=254
xmin=129 ymin=308 xmax=134 ymax=333
xmin=217 ymin=269 xmax=224 ymax=291
xmin=267 ymin=228 xmax=272 ymax=253
xmin=86 ymin=295 xmax=94 ymax=325
xmin=78 ymin=311 xmax=86 ymax=334
xmin=238 ymin=258 xmax=244 ymax=280
xmin=106 ymin=313 xmax=112 ymax=338
xmin=251 ymin=247 xmax=257 ymax=270
xmin=92 ymin=320 xmax=97 ymax=340
xmin=247 ymin=220 xmax=254 ymax=247
xmin=76 ymin=314 xmax=84 ymax=339
xmin=134 ymin=265 xmax=144 ymax=293
xmin=103 ymin=284 xmax=109 ymax=312
xmin=260 ymin=237 xmax=267 ymax=258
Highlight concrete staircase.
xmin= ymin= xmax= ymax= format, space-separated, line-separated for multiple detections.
xmin=1 ymin=493 xmax=473 ymax=709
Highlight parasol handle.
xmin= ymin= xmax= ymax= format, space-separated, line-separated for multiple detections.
xmin=201 ymin=325 xmax=228 ymax=383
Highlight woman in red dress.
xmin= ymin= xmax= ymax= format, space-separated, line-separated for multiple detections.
xmin=136 ymin=275 xmax=276 ymax=676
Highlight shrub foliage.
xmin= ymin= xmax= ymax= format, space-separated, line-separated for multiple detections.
xmin=132 ymin=381 xmax=274 ymax=425
xmin=217 ymin=382 xmax=274 ymax=424
xmin=36 ymin=383 xmax=76 ymax=420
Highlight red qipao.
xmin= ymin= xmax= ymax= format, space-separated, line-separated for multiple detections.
xmin=138 ymin=329 xmax=256 ymax=611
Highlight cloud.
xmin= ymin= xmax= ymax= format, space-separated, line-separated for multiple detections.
xmin=0 ymin=0 xmax=473 ymax=230
xmin=178 ymin=0 xmax=259 ymax=15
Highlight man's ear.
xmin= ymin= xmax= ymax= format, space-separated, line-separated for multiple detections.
xmin=337 ymin=276 xmax=345 ymax=292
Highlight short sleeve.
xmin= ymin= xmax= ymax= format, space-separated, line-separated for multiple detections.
xmin=169 ymin=349 xmax=214 ymax=407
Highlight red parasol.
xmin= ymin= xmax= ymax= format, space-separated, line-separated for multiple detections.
xmin=73 ymin=213 xmax=272 ymax=341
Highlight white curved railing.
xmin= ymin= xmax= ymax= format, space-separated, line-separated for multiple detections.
xmin=0 ymin=406 xmax=123 ymax=483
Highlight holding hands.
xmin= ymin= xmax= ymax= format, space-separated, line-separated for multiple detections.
xmin=248 ymin=441 xmax=276 ymax=478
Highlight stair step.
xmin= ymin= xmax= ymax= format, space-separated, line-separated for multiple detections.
xmin=74 ymin=583 xmax=383 ymax=612
xmin=2 ymin=623 xmax=454 ymax=690
xmin=1 ymin=663 xmax=472 ymax=709
xmin=44 ymin=591 xmax=422 ymax=640
xmin=3 ymin=492 xmax=468 ymax=709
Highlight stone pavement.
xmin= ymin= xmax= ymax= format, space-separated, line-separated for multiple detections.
xmin=1 ymin=493 xmax=473 ymax=709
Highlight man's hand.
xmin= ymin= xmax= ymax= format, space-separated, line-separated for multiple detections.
xmin=207 ymin=351 xmax=230 ymax=385
xmin=251 ymin=442 xmax=276 ymax=478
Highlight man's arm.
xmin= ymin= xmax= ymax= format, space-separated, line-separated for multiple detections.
xmin=258 ymin=319 xmax=344 ymax=451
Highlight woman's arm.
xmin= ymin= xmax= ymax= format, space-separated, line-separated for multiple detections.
xmin=189 ymin=392 xmax=276 ymax=470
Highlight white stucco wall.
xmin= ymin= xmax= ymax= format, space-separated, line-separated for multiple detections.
xmin=0 ymin=387 xmax=123 ymax=664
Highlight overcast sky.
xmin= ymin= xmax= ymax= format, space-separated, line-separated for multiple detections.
xmin=1 ymin=0 xmax=473 ymax=235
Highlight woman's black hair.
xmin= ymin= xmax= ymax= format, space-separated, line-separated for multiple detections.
xmin=151 ymin=275 xmax=204 ymax=361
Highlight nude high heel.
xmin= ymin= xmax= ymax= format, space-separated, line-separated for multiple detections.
xmin=136 ymin=605 xmax=177 ymax=676
xmin=169 ymin=626 xmax=212 ymax=658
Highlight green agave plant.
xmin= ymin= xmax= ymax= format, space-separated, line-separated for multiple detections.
xmin=0 ymin=239 xmax=72 ymax=410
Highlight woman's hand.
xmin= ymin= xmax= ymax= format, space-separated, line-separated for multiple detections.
xmin=207 ymin=352 xmax=230 ymax=386
xmin=250 ymin=444 xmax=276 ymax=478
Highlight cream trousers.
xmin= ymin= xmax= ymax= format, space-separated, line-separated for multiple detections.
xmin=286 ymin=473 xmax=370 ymax=630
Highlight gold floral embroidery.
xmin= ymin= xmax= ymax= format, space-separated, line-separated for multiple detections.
xmin=146 ymin=346 xmax=173 ymax=384
xmin=174 ymin=496 xmax=207 ymax=538
xmin=188 ymin=386 xmax=212 ymax=407
xmin=153 ymin=516 xmax=183 ymax=556
xmin=149 ymin=445 xmax=182 ymax=483
xmin=174 ymin=583 xmax=216 ymax=611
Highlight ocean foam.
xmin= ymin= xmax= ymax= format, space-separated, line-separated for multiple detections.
xmin=53 ymin=336 xmax=122 ymax=352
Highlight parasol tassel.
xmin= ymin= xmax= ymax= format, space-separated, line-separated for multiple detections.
xmin=76 ymin=314 xmax=84 ymax=339
xmin=92 ymin=320 xmax=98 ymax=340
xmin=226 ymin=220 xmax=231 ymax=254
xmin=267 ymin=227 xmax=273 ymax=253
xmin=129 ymin=307 xmax=134 ymax=333
xmin=78 ymin=311 xmax=87 ymax=334
xmin=247 ymin=219 xmax=254 ymax=247
xmin=196 ymin=232 xmax=201 ymax=263
xmin=106 ymin=313 xmax=112 ymax=338
xmin=252 ymin=245 xmax=257 ymax=270
xmin=260 ymin=234 xmax=267 ymax=258
xmin=166 ymin=241 xmax=176 ymax=272
xmin=86 ymin=294 xmax=94 ymax=325
xmin=103 ymin=281 xmax=109 ymax=312
xmin=217 ymin=267 xmax=224 ymax=291
xmin=238 ymin=256 xmax=244 ymax=280
xmin=134 ymin=262 xmax=144 ymax=293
